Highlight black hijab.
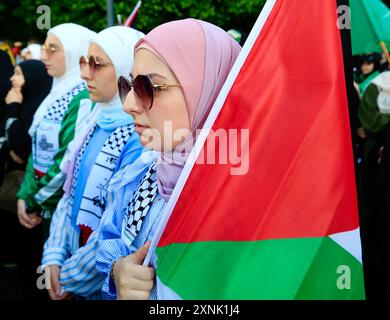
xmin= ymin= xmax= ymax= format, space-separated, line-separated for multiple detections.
xmin=15 ymin=59 xmax=52 ymax=126
xmin=0 ymin=49 xmax=13 ymax=136
xmin=7 ymin=60 xmax=52 ymax=162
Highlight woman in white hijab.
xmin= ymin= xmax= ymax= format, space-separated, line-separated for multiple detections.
xmin=21 ymin=44 xmax=42 ymax=60
xmin=17 ymin=23 xmax=96 ymax=232
xmin=41 ymin=26 xmax=149 ymax=300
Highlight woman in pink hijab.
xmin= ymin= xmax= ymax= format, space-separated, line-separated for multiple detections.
xmin=95 ymin=18 xmax=241 ymax=300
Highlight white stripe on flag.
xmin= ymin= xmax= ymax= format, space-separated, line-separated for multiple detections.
xmin=329 ymin=227 xmax=363 ymax=264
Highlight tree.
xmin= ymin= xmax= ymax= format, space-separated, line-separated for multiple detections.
xmin=2 ymin=0 xmax=388 ymax=44
xmin=0 ymin=0 xmax=264 ymax=43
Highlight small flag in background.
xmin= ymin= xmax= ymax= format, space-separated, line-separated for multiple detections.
xmin=350 ymin=0 xmax=390 ymax=55
xmin=124 ymin=0 xmax=142 ymax=27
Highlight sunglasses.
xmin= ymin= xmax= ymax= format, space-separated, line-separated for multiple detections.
xmin=118 ymin=75 xmax=181 ymax=110
xmin=41 ymin=43 xmax=60 ymax=58
xmin=79 ymin=55 xmax=112 ymax=76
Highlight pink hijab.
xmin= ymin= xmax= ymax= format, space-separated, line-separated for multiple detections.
xmin=135 ymin=18 xmax=241 ymax=201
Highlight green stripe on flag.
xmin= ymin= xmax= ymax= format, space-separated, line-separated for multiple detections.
xmin=156 ymin=237 xmax=365 ymax=300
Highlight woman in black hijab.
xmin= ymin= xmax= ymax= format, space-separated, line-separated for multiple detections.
xmin=0 ymin=59 xmax=52 ymax=299
xmin=3 ymin=59 xmax=52 ymax=169
xmin=0 ymin=49 xmax=14 ymax=183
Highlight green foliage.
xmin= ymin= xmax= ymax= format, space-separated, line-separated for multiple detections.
xmin=0 ymin=0 xmax=264 ymax=42
xmin=1 ymin=0 xmax=390 ymax=43
xmin=117 ymin=0 xmax=265 ymax=33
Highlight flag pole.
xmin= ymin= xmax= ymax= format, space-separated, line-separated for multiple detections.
xmin=380 ymin=41 xmax=390 ymax=64
xmin=124 ymin=0 xmax=142 ymax=27
xmin=106 ymin=0 xmax=114 ymax=27
xmin=117 ymin=14 xmax=123 ymax=25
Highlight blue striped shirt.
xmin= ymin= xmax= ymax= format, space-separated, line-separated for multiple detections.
xmin=95 ymin=163 xmax=182 ymax=300
xmin=42 ymin=127 xmax=148 ymax=299
xmin=96 ymin=187 xmax=166 ymax=299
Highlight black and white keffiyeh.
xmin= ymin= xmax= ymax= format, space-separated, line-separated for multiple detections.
xmin=69 ymin=124 xmax=134 ymax=231
xmin=122 ymin=163 xmax=158 ymax=247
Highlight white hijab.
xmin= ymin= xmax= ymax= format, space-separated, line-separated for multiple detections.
xmin=21 ymin=44 xmax=41 ymax=60
xmin=91 ymin=26 xmax=145 ymax=130
xmin=93 ymin=26 xmax=144 ymax=80
xmin=373 ymin=71 xmax=390 ymax=114
xmin=28 ymin=23 xmax=96 ymax=136
xmin=61 ymin=26 xmax=145 ymax=190
xmin=372 ymin=71 xmax=390 ymax=93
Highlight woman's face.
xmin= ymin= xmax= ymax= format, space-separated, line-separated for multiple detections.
xmin=41 ymin=33 xmax=65 ymax=77
xmin=361 ymin=62 xmax=374 ymax=75
xmin=81 ymin=43 xmax=117 ymax=103
xmin=124 ymin=48 xmax=190 ymax=152
xmin=24 ymin=50 xmax=33 ymax=60
xmin=10 ymin=66 xmax=25 ymax=89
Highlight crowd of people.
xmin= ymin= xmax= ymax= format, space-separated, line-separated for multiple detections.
xmin=352 ymin=52 xmax=390 ymax=299
xmin=0 ymin=20 xmax=240 ymax=300
xmin=0 ymin=16 xmax=390 ymax=300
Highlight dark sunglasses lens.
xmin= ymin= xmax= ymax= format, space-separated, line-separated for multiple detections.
xmin=45 ymin=45 xmax=53 ymax=56
xmin=88 ymin=57 xmax=97 ymax=74
xmin=118 ymin=76 xmax=131 ymax=104
xmin=133 ymin=75 xmax=153 ymax=109
xmin=79 ymin=56 xmax=86 ymax=66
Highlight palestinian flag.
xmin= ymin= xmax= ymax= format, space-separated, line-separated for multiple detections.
xmin=350 ymin=0 xmax=390 ymax=55
xmin=149 ymin=0 xmax=365 ymax=299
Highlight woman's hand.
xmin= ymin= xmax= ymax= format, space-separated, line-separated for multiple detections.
xmin=9 ymin=150 xmax=24 ymax=164
xmin=5 ymin=88 xmax=23 ymax=104
xmin=378 ymin=146 xmax=384 ymax=164
xmin=113 ymin=241 xmax=155 ymax=300
xmin=46 ymin=265 xmax=73 ymax=300
xmin=353 ymin=81 xmax=361 ymax=96
xmin=17 ymin=199 xmax=42 ymax=229
xmin=357 ymin=127 xmax=367 ymax=139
